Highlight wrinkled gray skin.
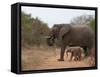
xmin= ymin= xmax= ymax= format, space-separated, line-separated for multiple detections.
xmin=66 ymin=47 xmax=84 ymax=61
xmin=47 ymin=24 xmax=95 ymax=61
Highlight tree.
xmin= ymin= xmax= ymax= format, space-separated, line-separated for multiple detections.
xmin=89 ymin=19 xmax=95 ymax=31
xmin=70 ymin=15 xmax=95 ymax=31
xmin=70 ymin=15 xmax=94 ymax=25
xmin=21 ymin=12 xmax=50 ymax=47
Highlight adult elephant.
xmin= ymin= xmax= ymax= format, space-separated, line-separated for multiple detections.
xmin=47 ymin=24 xmax=95 ymax=61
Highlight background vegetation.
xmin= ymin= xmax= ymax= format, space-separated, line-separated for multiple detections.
xmin=70 ymin=15 xmax=95 ymax=31
xmin=21 ymin=12 xmax=50 ymax=47
xmin=21 ymin=12 xmax=95 ymax=48
xmin=21 ymin=12 xmax=95 ymax=70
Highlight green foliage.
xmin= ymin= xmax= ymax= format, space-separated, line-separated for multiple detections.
xmin=89 ymin=19 xmax=95 ymax=31
xmin=21 ymin=12 xmax=50 ymax=47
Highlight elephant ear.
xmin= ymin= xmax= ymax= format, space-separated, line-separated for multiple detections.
xmin=59 ymin=24 xmax=71 ymax=40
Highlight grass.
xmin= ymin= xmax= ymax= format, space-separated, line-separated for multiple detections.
xmin=21 ymin=46 xmax=95 ymax=70
xmin=21 ymin=46 xmax=56 ymax=70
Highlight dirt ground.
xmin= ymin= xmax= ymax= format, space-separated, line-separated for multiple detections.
xmin=21 ymin=46 xmax=94 ymax=71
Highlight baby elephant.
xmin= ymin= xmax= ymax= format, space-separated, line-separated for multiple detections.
xmin=66 ymin=47 xmax=84 ymax=61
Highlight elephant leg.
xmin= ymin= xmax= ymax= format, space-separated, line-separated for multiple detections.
xmin=66 ymin=52 xmax=68 ymax=58
xmin=58 ymin=44 xmax=66 ymax=61
xmin=69 ymin=53 xmax=73 ymax=61
xmin=78 ymin=55 xmax=81 ymax=61
xmin=87 ymin=47 xmax=95 ymax=59
xmin=83 ymin=46 xmax=88 ymax=57
xmin=87 ymin=47 xmax=95 ymax=66
xmin=87 ymin=47 xmax=92 ymax=57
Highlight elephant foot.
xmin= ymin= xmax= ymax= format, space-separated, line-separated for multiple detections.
xmin=57 ymin=58 xmax=64 ymax=61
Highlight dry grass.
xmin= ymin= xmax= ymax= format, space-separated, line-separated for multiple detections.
xmin=21 ymin=46 xmax=56 ymax=70
xmin=21 ymin=46 xmax=95 ymax=71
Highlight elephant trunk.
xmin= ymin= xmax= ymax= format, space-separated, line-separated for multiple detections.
xmin=46 ymin=34 xmax=55 ymax=46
